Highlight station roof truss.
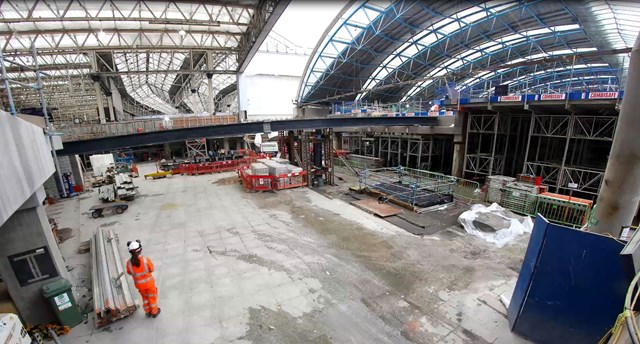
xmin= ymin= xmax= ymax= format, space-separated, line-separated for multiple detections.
xmin=298 ymin=0 xmax=639 ymax=105
xmin=0 ymin=0 xmax=287 ymax=122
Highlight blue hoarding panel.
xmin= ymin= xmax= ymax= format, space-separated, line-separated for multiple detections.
xmin=508 ymin=215 xmax=631 ymax=343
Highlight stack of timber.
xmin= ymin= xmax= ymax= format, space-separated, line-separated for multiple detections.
xmin=91 ymin=228 xmax=137 ymax=328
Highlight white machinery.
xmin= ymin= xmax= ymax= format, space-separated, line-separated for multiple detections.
xmin=0 ymin=314 xmax=32 ymax=344
xmin=90 ymin=153 xmax=115 ymax=177
xmin=260 ymin=142 xmax=279 ymax=154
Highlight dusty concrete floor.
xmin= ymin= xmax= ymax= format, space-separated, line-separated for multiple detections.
xmin=47 ymin=163 xmax=531 ymax=344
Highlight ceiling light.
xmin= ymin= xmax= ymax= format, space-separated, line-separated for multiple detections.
xmin=98 ymin=30 xmax=108 ymax=40
xmin=179 ymin=29 xmax=187 ymax=36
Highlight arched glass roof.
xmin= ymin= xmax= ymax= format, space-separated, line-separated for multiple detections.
xmin=299 ymin=0 xmax=639 ymax=105
xmin=0 ymin=0 xmax=284 ymax=121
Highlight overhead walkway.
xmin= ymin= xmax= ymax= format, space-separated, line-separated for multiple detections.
xmin=58 ymin=116 xmax=438 ymax=155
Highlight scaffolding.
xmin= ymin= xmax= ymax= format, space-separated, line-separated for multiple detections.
xmin=0 ymin=45 xmax=67 ymax=197
xmin=463 ymin=114 xmax=510 ymax=177
xmin=185 ymin=138 xmax=207 ymax=159
xmin=523 ymin=113 xmax=616 ymax=197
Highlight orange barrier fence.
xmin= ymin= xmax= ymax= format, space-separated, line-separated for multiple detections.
xmin=238 ymin=166 xmax=307 ymax=192
xmin=180 ymin=156 xmax=260 ymax=175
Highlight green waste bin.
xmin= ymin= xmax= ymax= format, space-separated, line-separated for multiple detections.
xmin=41 ymin=278 xmax=83 ymax=327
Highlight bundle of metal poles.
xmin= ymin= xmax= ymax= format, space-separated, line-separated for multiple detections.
xmin=91 ymin=227 xmax=137 ymax=328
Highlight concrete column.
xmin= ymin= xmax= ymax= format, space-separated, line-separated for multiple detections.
xmin=106 ymin=96 xmax=115 ymax=122
xmin=163 ymin=143 xmax=171 ymax=159
xmin=0 ymin=187 xmax=70 ymax=326
xmin=94 ymin=83 xmax=106 ymax=124
xmin=451 ymin=134 xmax=465 ymax=178
xmin=223 ymin=138 xmax=230 ymax=152
xmin=591 ymin=34 xmax=640 ymax=236
xmin=452 ymin=112 xmax=467 ymax=178
xmin=69 ymin=155 xmax=84 ymax=188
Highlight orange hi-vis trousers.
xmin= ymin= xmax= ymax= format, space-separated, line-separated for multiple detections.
xmin=138 ymin=285 xmax=158 ymax=315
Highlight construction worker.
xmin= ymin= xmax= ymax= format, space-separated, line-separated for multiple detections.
xmin=126 ymin=240 xmax=161 ymax=318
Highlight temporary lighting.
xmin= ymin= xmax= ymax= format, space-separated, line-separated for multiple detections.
xmin=98 ymin=30 xmax=108 ymax=40
xmin=178 ymin=29 xmax=187 ymax=36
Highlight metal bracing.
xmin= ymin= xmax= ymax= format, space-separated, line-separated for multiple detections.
xmin=522 ymin=112 xmax=616 ymax=196
xmin=374 ymin=135 xmax=441 ymax=170
xmin=572 ymin=116 xmax=617 ymax=140
xmin=560 ymin=167 xmax=603 ymax=195
xmin=185 ymin=138 xmax=207 ymax=159
xmin=531 ymin=115 xmax=571 ymax=137
xmin=525 ymin=161 xmax=561 ymax=186
xmin=463 ymin=113 xmax=508 ymax=177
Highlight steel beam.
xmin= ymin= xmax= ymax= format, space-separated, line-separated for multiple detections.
xmin=58 ymin=117 xmax=438 ymax=155
xmin=237 ymin=0 xmax=290 ymax=73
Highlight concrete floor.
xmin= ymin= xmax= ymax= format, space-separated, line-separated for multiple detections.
xmin=47 ymin=163 xmax=532 ymax=344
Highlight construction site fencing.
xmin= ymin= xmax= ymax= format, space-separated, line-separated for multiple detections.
xmin=273 ymin=171 xmax=308 ymax=190
xmin=497 ymin=190 xmax=592 ymax=228
xmin=453 ymin=178 xmax=481 ymax=203
xmin=179 ymin=156 xmax=261 ymax=175
xmin=238 ymin=166 xmax=308 ymax=192
xmin=396 ymin=167 xmax=457 ymax=194
xmin=533 ymin=194 xmax=592 ymax=228
xmin=359 ymin=167 xmax=456 ymax=208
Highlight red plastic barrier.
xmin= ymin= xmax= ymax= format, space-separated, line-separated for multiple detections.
xmin=238 ymin=168 xmax=274 ymax=191
xmin=273 ymin=171 xmax=308 ymax=190
xmin=180 ymin=159 xmax=258 ymax=175
xmin=333 ymin=150 xmax=350 ymax=157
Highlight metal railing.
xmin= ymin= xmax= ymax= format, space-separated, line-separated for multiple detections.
xmin=496 ymin=190 xmax=592 ymax=228
xmin=57 ymin=115 xmax=239 ymax=142
xmin=453 ymin=178 xmax=481 ymax=204
xmin=358 ymin=167 xmax=457 ymax=207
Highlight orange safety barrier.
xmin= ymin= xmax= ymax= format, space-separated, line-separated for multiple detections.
xmin=333 ymin=150 xmax=350 ymax=157
xmin=179 ymin=158 xmax=260 ymax=175
xmin=273 ymin=171 xmax=308 ymax=190
xmin=238 ymin=167 xmax=274 ymax=192
xmin=238 ymin=167 xmax=308 ymax=192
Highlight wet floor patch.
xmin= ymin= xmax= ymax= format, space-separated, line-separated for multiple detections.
xmin=213 ymin=176 xmax=241 ymax=185
xmin=57 ymin=227 xmax=75 ymax=243
xmin=159 ymin=202 xmax=180 ymax=211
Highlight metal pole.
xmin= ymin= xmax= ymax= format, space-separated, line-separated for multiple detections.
xmin=556 ymin=114 xmax=574 ymax=193
xmin=590 ymin=35 xmax=640 ymax=235
xmin=487 ymin=114 xmax=499 ymax=176
xmin=0 ymin=50 xmax=18 ymax=116
xmin=32 ymin=44 xmax=67 ymax=197
xmin=462 ymin=114 xmax=471 ymax=176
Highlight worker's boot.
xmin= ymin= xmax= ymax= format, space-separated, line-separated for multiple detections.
xmin=152 ymin=308 xmax=161 ymax=318
xmin=145 ymin=312 xmax=151 ymax=318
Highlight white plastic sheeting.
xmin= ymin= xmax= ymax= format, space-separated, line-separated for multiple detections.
xmin=458 ymin=203 xmax=533 ymax=247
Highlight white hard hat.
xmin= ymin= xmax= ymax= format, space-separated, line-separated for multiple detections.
xmin=127 ymin=241 xmax=141 ymax=251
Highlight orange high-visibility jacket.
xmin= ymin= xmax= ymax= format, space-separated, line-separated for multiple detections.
xmin=126 ymin=256 xmax=155 ymax=290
